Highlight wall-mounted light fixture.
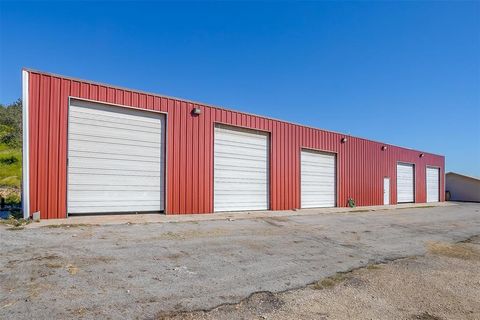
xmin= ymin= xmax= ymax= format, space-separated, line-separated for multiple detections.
xmin=341 ymin=137 xmax=348 ymax=143
xmin=419 ymin=153 xmax=424 ymax=158
xmin=381 ymin=146 xmax=387 ymax=151
xmin=192 ymin=107 xmax=201 ymax=116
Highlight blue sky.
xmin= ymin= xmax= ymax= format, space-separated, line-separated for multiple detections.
xmin=1 ymin=1 xmax=479 ymax=176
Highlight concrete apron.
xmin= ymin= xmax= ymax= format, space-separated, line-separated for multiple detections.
xmin=26 ymin=202 xmax=455 ymax=228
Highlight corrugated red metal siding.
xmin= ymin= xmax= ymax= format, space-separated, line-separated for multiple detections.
xmin=26 ymin=71 xmax=445 ymax=219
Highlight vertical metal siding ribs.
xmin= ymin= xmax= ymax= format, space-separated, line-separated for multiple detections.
xmin=26 ymin=71 xmax=446 ymax=219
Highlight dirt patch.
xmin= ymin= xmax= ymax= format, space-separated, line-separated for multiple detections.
xmin=411 ymin=312 xmax=445 ymax=320
xmin=44 ymin=223 xmax=98 ymax=229
xmin=156 ymin=291 xmax=285 ymax=320
xmin=426 ymin=241 xmax=480 ymax=260
xmin=157 ymin=238 xmax=480 ymax=320
xmin=151 ymin=228 xmax=230 ymax=241
xmin=66 ymin=264 xmax=78 ymax=275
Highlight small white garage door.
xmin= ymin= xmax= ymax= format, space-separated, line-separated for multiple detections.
xmin=426 ymin=167 xmax=440 ymax=202
xmin=214 ymin=125 xmax=269 ymax=212
xmin=397 ymin=163 xmax=415 ymax=203
xmin=301 ymin=149 xmax=336 ymax=208
xmin=68 ymin=100 xmax=165 ymax=214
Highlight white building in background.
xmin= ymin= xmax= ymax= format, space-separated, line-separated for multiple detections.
xmin=446 ymin=172 xmax=480 ymax=202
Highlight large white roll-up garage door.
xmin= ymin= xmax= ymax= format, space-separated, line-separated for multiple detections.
xmin=397 ymin=163 xmax=415 ymax=203
xmin=214 ymin=125 xmax=269 ymax=212
xmin=301 ymin=149 xmax=336 ymax=208
xmin=67 ymin=100 xmax=165 ymax=214
xmin=426 ymin=167 xmax=440 ymax=202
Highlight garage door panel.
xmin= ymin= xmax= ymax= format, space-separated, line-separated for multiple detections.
xmin=215 ymin=181 xmax=268 ymax=191
xmin=68 ymin=190 xmax=162 ymax=202
xmin=215 ymin=164 xmax=268 ymax=175
xmin=69 ymin=123 xmax=162 ymax=144
xmin=69 ymin=157 xmax=162 ymax=172
xmin=69 ymin=150 xmax=161 ymax=163
xmin=69 ymin=167 xmax=161 ymax=178
xmin=69 ymin=133 xmax=161 ymax=148
xmin=70 ymin=117 xmax=161 ymax=135
xmin=214 ymin=125 xmax=269 ymax=212
xmin=213 ymin=200 xmax=267 ymax=211
xmin=426 ymin=167 xmax=440 ymax=202
xmin=68 ymin=184 xmax=160 ymax=192
xmin=397 ymin=163 xmax=414 ymax=203
xmin=70 ymin=110 xmax=162 ymax=128
xmin=69 ymin=100 xmax=162 ymax=122
xmin=68 ymin=205 xmax=161 ymax=214
xmin=69 ymin=173 xmax=161 ymax=186
xmin=69 ymin=139 xmax=162 ymax=158
xmin=215 ymin=129 xmax=267 ymax=144
xmin=68 ymin=100 xmax=165 ymax=214
xmin=215 ymin=142 xmax=267 ymax=154
xmin=214 ymin=151 xmax=267 ymax=162
xmin=301 ymin=150 xmax=336 ymax=208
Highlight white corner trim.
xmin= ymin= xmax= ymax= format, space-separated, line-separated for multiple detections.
xmin=22 ymin=70 xmax=30 ymax=219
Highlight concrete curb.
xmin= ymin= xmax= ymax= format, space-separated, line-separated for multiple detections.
xmin=24 ymin=202 xmax=456 ymax=229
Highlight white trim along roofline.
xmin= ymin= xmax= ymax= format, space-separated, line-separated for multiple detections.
xmin=22 ymin=67 xmax=444 ymax=158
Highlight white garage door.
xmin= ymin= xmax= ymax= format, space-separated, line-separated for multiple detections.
xmin=214 ymin=125 xmax=269 ymax=212
xmin=397 ymin=163 xmax=415 ymax=203
xmin=67 ymin=100 xmax=165 ymax=214
xmin=301 ymin=149 xmax=336 ymax=208
xmin=426 ymin=167 xmax=440 ymax=202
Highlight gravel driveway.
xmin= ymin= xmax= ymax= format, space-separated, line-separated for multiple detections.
xmin=1 ymin=203 xmax=479 ymax=319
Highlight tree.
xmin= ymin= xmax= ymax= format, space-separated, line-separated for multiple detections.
xmin=0 ymin=99 xmax=22 ymax=148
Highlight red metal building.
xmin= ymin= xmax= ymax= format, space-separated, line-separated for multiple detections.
xmin=21 ymin=69 xmax=445 ymax=219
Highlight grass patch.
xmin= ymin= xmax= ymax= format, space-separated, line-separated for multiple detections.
xmin=0 ymin=146 xmax=22 ymax=188
xmin=0 ymin=215 xmax=30 ymax=228
xmin=312 ymin=262 xmax=384 ymax=290
xmin=45 ymin=262 xmax=63 ymax=269
xmin=7 ymin=226 xmax=24 ymax=231
xmin=366 ymin=264 xmax=382 ymax=270
xmin=312 ymin=272 xmax=349 ymax=290
xmin=426 ymin=241 xmax=480 ymax=261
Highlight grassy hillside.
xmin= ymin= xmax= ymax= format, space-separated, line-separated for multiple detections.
xmin=0 ymin=99 xmax=22 ymax=205
xmin=0 ymin=144 xmax=22 ymax=187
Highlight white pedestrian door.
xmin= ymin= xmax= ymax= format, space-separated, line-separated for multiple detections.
xmin=214 ymin=125 xmax=269 ymax=212
xmin=383 ymin=177 xmax=390 ymax=205
xmin=426 ymin=167 xmax=440 ymax=202
xmin=397 ymin=163 xmax=415 ymax=203
xmin=301 ymin=150 xmax=336 ymax=208
xmin=68 ymin=99 xmax=165 ymax=214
